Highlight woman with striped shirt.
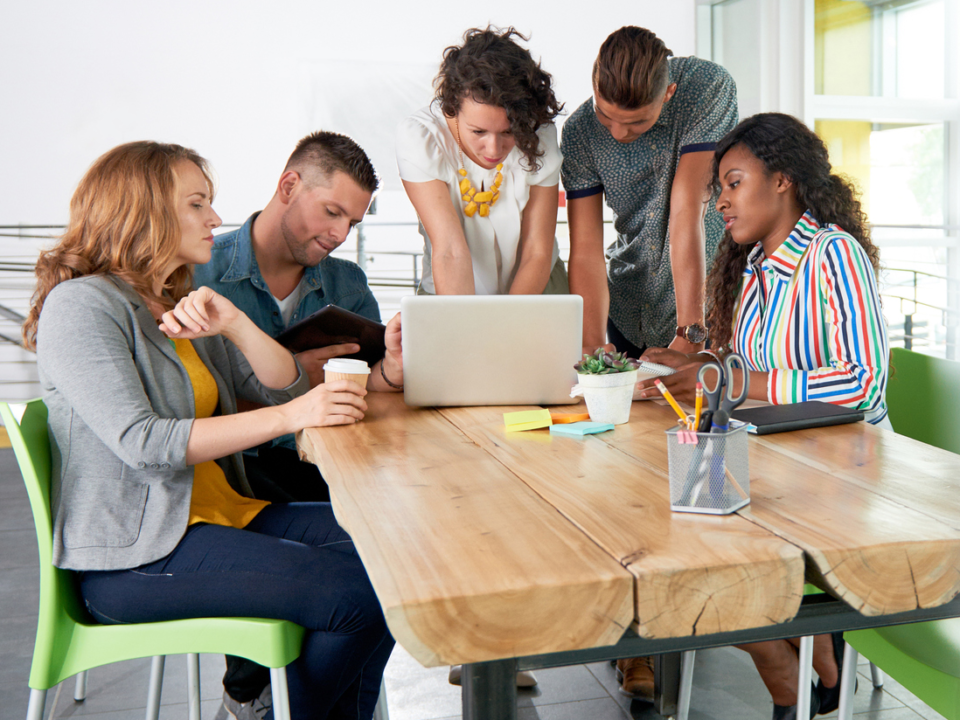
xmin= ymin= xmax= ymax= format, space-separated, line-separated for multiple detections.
xmin=640 ymin=113 xmax=890 ymax=719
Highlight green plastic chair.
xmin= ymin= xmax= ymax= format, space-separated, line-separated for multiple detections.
xmin=840 ymin=349 xmax=960 ymax=719
xmin=1 ymin=399 xmax=305 ymax=720
xmin=884 ymin=346 xmax=960 ymax=454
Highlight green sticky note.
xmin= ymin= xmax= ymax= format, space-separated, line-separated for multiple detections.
xmin=549 ymin=422 xmax=615 ymax=437
xmin=504 ymin=408 xmax=552 ymax=432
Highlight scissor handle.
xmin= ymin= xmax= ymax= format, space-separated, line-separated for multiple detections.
xmin=721 ymin=353 xmax=750 ymax=410
xmin=697 ymin=362 xmax=725 ymax=410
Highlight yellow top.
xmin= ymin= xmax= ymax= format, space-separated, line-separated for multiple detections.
xmin=174 ymin=339 xmax=269 ymax=528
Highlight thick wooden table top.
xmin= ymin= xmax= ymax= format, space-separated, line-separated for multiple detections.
xmin=298 ymin=394 xmax=960 ymax=667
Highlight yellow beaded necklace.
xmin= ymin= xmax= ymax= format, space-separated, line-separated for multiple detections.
xmin=454 ymin=118 xmax=503 ymax=218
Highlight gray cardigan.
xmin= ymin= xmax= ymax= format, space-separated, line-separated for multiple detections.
xmin=35 ymin=275 xmax=310 ymax=571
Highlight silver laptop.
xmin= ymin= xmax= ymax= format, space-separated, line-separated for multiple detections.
xmin=401 ymin=295 xmax=583 ymax=407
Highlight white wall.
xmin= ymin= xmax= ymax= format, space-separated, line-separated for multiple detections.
xmin=1 ymin=0 xmax=696 ymax=225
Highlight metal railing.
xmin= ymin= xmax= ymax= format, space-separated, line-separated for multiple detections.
xmin=883 ymin=267 xmax=959 ymax=357
xmin=2 ymin=224 xmax=958 ymax=357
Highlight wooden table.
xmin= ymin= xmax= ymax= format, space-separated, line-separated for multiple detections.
xmin=299 ymin=394 xmax=960 ymax=719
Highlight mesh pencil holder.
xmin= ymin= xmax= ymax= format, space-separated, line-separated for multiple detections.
xmin=665 ymin=424 xmax=750 ymax=514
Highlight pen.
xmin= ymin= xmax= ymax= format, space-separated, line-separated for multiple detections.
xmin=655 ymin=380 xmax=688 ymax=427
xmin=693 ymin=382 xmax=703 ymax=432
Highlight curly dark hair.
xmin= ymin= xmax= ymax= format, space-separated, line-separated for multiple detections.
xmin=434 ymin=26 xmax=563 ymax=172
xmin=705 ymin=113 xmax=881 ymax=351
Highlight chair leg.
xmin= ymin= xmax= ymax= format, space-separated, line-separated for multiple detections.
xmin=187 ymin=654 xmax=201 ymax=720
xmin=837 ymin=642 xmax=859 ymax=720
xmin=270 ymin=667 xmax=293 ymax=720
xmin=869 ymin=661 xmax=884 ymax=688
xmin=145 ymin=656 xmax=165 ymax=720
xmin=74 ymin=670 xmax=87 ymax=702
xmin=796 ymin=636 xmax=814 ymax=714
xmin=373 ymin=677 xmax=390 ymax=720
xmin=26 ymin=688 xmax=46 ymax=720
xmin=676 ymin=649 xmax=695 ymax=720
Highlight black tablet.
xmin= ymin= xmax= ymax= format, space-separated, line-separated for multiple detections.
xmin=731 ymin=401 xmax=864 ymax=435
xmin=275 ymin=305 xmax=386 ymax=366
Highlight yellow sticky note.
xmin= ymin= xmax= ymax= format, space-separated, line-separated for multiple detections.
xmin=503 ymin=408 xmax=552 ymax=432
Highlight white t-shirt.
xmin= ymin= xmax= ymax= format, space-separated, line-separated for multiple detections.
xmin=396 ymin=103 xmax=562 ymax=294
xmin=271 ymin=277 xmax=305 ymax=326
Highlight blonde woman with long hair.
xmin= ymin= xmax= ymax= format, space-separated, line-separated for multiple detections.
xmin=25 ymin=141 xmax=394 ymax=720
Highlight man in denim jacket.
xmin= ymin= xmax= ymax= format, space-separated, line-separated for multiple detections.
xmin=194 ymin=131 xmax=403 ymax=712
xmin=194 ymin=130 xmax=403 ymax=503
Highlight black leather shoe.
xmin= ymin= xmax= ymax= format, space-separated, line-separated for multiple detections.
xmin=772 ymin=683 xmax=820 ymax=720
xmin=817 ymin=631 xmax=856 ymax=715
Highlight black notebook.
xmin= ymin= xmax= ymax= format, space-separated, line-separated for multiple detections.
xmin=731 ymin=401 xmax=864 ymax=435
xmin=275 ymin=305 xmax=386 ymax=366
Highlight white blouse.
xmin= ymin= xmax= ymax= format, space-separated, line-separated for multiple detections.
xmin=396 ymin=104 xmax=562 ymax=295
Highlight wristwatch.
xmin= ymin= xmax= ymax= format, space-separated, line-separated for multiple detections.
xmin=676 ymin=323 xmax=707 ymax=344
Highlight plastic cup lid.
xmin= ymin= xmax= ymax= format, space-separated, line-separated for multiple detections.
xmin=323 ymin=358 xmax=371 ymax=374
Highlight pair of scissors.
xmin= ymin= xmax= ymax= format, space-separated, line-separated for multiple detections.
xmin=696 ymin=353 xmax=750 ymax=433
xmin=685 ymin=353 xmax=750 ymax=506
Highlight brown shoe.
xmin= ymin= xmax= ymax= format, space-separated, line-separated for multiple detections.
xmin=616 ymin=656 xmax=654 ymax=700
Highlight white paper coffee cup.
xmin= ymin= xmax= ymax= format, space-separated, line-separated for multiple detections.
xmin=323 ymin=358 xmax=371 ymax=389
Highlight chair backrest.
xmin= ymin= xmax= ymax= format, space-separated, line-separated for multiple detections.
xmin=1 ymin=399 xmax=91 ymax=684
xmin=886 ymin=348 xmax=960 ymax=454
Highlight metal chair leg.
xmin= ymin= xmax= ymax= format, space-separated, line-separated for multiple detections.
xmin=373 ymin=677 xmax=390 ymax=720
xmin=187 ymin=654 xmax=201 ymax=720
xmin=270 ymin=666 xmax=293 ymax=720
xmin=837 ymin=642 xmax=859 ymax=720
xmin=145 ymin=656 xmax=165 ymax=720
xmin=26 ymin=688 xmax=46 ymax=720
xmin=869 ymin=661 xmax=884 ymax=688
xmin=676 ymin=649 xmax=695 ymax=720
xmin=74 ymin=670 xmax=87 ymax=701
xmin=796 ymin=636 xmax=814 ymax=714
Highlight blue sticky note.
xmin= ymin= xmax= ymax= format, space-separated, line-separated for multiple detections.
xmin=549 ymin=422 xmax=615 ymax=437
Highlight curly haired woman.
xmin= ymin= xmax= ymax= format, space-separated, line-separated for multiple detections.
xmin=396 ymin=26 xmax=566 ymax=296
xmin=639 ymin=113 xmax=890 ymax=718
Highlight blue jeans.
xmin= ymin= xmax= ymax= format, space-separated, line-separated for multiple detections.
xmin=79 ymin=503 xmax=394 ymax=720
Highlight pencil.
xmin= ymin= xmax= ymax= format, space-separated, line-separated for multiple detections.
xmin=693 ymin=382 xmax=703 ymax=432
xmin=654 ymin=380 xmax=688 ymax=427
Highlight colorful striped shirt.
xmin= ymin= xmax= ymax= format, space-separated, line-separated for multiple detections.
xmin=731 ymin=212 xmax=889 ymax=424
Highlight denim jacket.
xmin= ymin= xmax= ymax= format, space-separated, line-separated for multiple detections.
xmin=193 ymin=212 xmax=381 ymax=450
xmin=194 ymin=213 xmax=381 ymax=335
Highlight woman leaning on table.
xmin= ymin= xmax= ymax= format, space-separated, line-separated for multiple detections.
xmin=23 ymin=141 xmax=398 ymax=720
xmin=396 ymin=25 xmax=566 ymax=296
xmin=637 ymin=114 xmax=890 ymax=719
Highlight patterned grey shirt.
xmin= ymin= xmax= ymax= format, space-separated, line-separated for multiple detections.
xmin=560 ymin=56 xmax=738 ymax=349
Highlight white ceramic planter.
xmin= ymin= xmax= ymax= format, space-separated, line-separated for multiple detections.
xmin=574 ymin=369 xmax=638 ymax=425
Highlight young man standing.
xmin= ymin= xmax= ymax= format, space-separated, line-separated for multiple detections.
xmin=562 ymin=26 xmax=738 ymax=358
xmin=561 ymin=27 xmax=737 ymax=700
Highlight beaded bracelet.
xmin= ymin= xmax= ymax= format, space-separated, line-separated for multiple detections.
xmin=379 ymin=360 xmax=403 ymax=390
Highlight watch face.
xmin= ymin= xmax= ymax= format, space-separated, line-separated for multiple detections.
xmin=685 ymin=324 xmax=707 ymax=343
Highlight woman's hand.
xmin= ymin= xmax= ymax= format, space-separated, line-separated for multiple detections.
xmin=159 ymin=287 xmax=241 ymax=340
xmin=162 ymin=285 xmax=301 ymax=390
xmin=635 ymin=347 xmax=706 ymax=404
xmin=639 ymin=347 xmax=694 ymax=369
xmin=284 ymin=380 xmax=368 ymax=428
xmin=636 ymin=362 xmax=705 ymax=403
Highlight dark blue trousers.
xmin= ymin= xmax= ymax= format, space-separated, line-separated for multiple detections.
xmin=79 ymin=503 xmax=394 ymax=720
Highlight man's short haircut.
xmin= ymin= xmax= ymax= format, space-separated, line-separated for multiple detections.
xmin=284 ymin=131 xmax=379 ymax=194
xmin=593 ymin=27 xmax=674 ymax=110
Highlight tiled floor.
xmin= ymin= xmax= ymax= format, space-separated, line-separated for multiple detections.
xmin=0 ymin=446 xmax=948 ymax=720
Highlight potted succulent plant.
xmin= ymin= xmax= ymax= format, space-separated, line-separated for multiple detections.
xmin=572 ymin=349 xmax=641 ymax=425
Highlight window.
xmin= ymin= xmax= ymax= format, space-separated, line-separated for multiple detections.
xmin=698 ymin=0 xmax=960 ymax=358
